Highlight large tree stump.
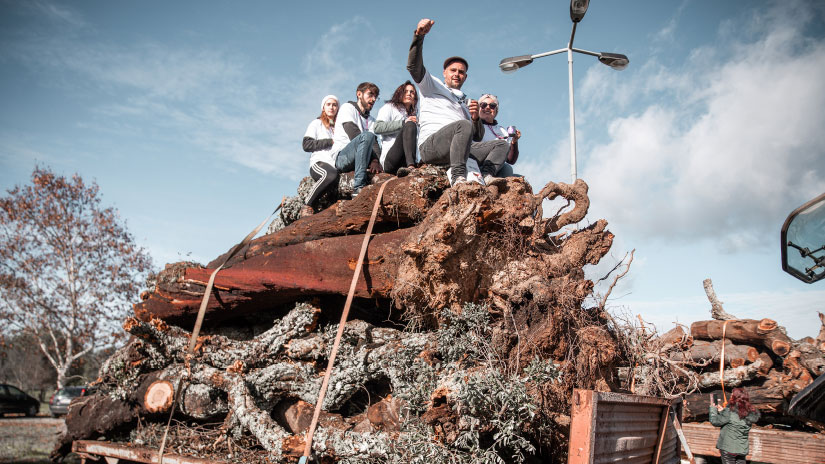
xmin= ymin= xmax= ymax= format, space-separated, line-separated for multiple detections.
xmin=135 ymin=177 xmax=612 ymax=331
xmin=56 ymin=174 xmax=624 ymax=463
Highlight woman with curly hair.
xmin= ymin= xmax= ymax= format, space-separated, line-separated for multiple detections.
xmin=374 ymin=81 xmax=418 ymax=174
xmin=709 ymin=388 xmax=760 ymax=464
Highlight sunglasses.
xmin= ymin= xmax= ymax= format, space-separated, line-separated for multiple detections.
xmin=479 ymin=102 xmax=498 ymax=110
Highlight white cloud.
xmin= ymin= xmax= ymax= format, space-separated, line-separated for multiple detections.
xmin=3 ymin=11 xmax=396 ymax=180
xmin=650 ymin=0 xmax=688 ymax=51
xmin=29 ymin=0 xmax=86 ymax=27
xmin=578 ymin=1 xmax=825 ymax=251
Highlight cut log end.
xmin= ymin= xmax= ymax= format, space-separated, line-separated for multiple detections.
xmin=771 ymin=340 xmax=791 ymax=357
xmin=758 ymin=318 xmax=778 ymax=332
xmin=746 ymin=346 xmax=759 ymax=362
xmin=144 ymin=380 xmax=174 ymax=413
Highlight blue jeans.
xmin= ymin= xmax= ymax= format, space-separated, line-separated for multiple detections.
xmin=335 ymin=132 xmax=376 ymax=189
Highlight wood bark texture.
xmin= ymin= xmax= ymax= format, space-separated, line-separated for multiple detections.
xmin=56 ymin=173 xmax=621 ymax=463
xmin=690 ymin=319 xmax=793 ymax=357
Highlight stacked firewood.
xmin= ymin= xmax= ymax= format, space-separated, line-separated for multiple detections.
xmin=53 ymin=168 xmax=623 ymax=463
xmin=632 ymin=305 xmax=825 ymax=427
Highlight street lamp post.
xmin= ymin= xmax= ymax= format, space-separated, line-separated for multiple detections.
xmin=500 ymin=0 xmax=628 ymax=183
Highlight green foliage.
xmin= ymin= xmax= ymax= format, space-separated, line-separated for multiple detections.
xmin=387 ymin=350 xmax=438 ymax=414
xmin=381 ymin=303 xmax=564 ymax=463
xmin=523 ymin=356 xmax=563 ymax=385
xmin=451 ymin=368 xmax=538 ymax=463
xmin=437 ymin=302 xmax=491 ymax=365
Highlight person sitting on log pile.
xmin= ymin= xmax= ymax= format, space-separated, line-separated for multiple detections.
xmin=709 ymin=387 xmax=760 ymax=464
xmin=302 ymin=95 xmax=339 ymax=217
xmin=331 ymin=82 xmax=384 ymax=198
xmin=474 ymin=93 xmax=522 ymax=178
xmin=374 ymin=81 xmax=419 ymax=176
xmin=409 ymin=18 xmax=503 ymax=187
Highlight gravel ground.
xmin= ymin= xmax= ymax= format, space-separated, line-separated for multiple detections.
xmin=0 ymin=416 xmax=65 ymax=463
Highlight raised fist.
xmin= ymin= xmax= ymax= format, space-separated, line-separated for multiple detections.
xmin=416 ymin=19 xmax=434 ymax=36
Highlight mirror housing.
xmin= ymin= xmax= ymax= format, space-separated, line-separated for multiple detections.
xmin=781 ymin=192 xmax=825 ymax=283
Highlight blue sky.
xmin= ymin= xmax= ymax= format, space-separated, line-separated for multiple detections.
xmin=2 ymin=0 xmax=824 ymax=338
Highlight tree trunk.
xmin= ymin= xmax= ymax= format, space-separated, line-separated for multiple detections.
xmin=135 ymin=228 xmax=408 ymax=323
xmin=696 ymin=358 xmax=768 ymax=388
xmin=668 ymin=340 xmax=759 ymax=365
xmin=690 ymin=319 xmax=793 ymax=357
xmin=135 ymin=178 xmax=611 ymax=330
xmin=210 ymin=171 xmax=450 ymax=269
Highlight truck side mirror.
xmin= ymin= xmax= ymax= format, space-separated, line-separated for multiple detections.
xmin=781 ymin=192 xmax=825 ymax=283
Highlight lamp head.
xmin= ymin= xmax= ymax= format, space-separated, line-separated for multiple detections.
xmin=499 ymin=55 xmax=533 ymax=74
xmin=570 ymin=0 xmax=590 ymax=23
xmin=598 ymin=52 xmax=629 ymax=70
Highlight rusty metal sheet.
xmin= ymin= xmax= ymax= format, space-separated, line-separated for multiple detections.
xmin=568 ymin=389 xmax=681 ymax=464
xmin=682 ymin=422 xmax=825 ymax=464
xmin=73 ymin=440 xmax=224 ymax=464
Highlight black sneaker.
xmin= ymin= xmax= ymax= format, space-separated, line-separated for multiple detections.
xmin=352 ymin=186 xmax=363 ymax=198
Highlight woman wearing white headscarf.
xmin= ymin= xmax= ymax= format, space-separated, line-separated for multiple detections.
xmin=302 ymin=95 xmax=339 ymax=215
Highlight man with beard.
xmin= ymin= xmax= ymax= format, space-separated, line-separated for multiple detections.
xmin=408 ymin=18 xmax=504 ymax=185
xmin=331 ymin=82 xmax=383 ymax=196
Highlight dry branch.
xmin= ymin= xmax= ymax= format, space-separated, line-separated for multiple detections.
xmin=703 ymin=278 xmax=737 ymax=320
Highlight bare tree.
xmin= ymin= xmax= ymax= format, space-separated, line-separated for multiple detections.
xmin=0 ymin=166 xmax=152 ymax=388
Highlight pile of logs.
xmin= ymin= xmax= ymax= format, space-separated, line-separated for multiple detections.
xmin=53 ymin=167 xmax=622 ymax=463
xmin=634 ymin=298 xmax=825 ymax=427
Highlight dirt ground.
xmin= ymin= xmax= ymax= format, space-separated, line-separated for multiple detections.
xmin=0 ymin=416 xmax=66 ymax=464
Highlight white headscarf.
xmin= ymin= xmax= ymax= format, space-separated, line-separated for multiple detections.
xmin=321 ymin=95 xmax=338 ymax=110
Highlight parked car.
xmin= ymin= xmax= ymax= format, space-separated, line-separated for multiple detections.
xmin=49 ymin=386 xmax=94 ymax=417
xmin=0 ymin=384 xmax=40 ymax=417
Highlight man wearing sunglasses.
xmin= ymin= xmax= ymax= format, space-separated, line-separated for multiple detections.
xmin=408 ymin=18 xmax=495 ymax=186
xmin=474 ymin=94 xmax=522 ymax=178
